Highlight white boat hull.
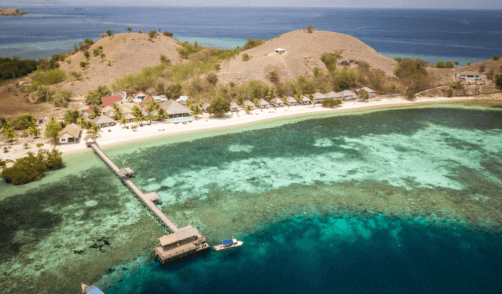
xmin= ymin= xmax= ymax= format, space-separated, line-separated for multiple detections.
xmin=213 ymin=241 xmax=243 ymax=251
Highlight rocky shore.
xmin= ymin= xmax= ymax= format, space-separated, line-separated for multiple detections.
xmin=0 ymin=8 xmax=27 ymax=16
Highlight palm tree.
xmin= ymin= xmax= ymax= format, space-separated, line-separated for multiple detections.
xmin=89 ymin=125 xmax=100 ymax=138
xmin=191 ymin=105 xmax=203 ymax=120
xmin=120 ymin=118 xmax=128 ymax=129
xmin=154 ymin=108 xmax=167 ymax=121
xmin=244 ymin=105 xmax=252 ymax=114
xmin=282 ymin=97 xmax=289 ymax=109
xmin=113 ymin=104 xmax=122 ymax=120
xmin=253 ymin=98 xmax=261 ymax=112
xmin=132 ymin=105 xmax=144 ymax=126
xmin=144 ymin=101 xmax=160 ymax=124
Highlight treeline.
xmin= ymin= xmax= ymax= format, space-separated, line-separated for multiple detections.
xmin=1 ymin=149 xmax=63 ymax=185
xmin=0 ymin=57 xmax=38 ymax=81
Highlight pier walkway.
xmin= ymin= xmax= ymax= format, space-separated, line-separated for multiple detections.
xmin=87 ymin=141 xmax=179 ymax=233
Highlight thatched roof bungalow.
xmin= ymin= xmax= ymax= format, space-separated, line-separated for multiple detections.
xmin=92 ymin=115 xmax=115 ymax=128
xmin=286 ymin=96 xmax=297 ymax=106
xmin=258 ymin=99 xmax=271 ymax=108
xmin=230 ymin=102 xmax=240 ymax=112
xmin=312 ymin=93 xmax=326 ymax=103
xmin=202 ymin=102 xmax=210 ymax=112
xmin=271 ymin=97 xmax=285 ymax=107
xmin=243 ymin=100 xmax=255 ymax=108
xmin=300 ymin=96 xmax=312 ymax=104
xmin=339 ymin=90 xmax=357 ymax=101
xmin=123 ymin=113 xmax=135 ymax=122
xmin=159 ymin=100 xmax=192 ymax=118
xmin=57 ymin=123 xmax=82 ymax=144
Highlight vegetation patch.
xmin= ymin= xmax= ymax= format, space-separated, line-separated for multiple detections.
xmin=1 ymin=149 xmax=63 ymax=185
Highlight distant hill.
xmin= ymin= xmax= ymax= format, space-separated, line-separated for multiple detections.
xmin=59 ymin=33 xmax=182 ymax=96
xmin=0 ymin=8 xmax=27 ymax=16
xmin=217 ymin=30 xmax=398 ymax=86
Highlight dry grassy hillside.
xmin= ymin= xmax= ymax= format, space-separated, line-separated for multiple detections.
xmin=58 ymin=33 xmax=182 ymax=96
xmin=428 ymin=59 xmax=502 ymax=87
xmin=217 ymin=30 xmax=398 ymax=86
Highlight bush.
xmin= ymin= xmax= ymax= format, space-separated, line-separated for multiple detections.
xmin=267 ymin=71 xmax=280 ymax=84
xmin=320 ymin=53 xmax=338 ymax=73
xmin=321 ymin=98 xmax=342 ymax=107
xmin=138 ymin=30 xmax=143 ymax=33
xmin=214 ymin=64 xmax=221 ymax=70
xmin=332 ymin=67 xmax=358 ymax=90
xmin=160 ymin=55 xmax=171 ymax=65
xmin=12 ymin=114 xmax=36 ymax=130
xmin=241 ymin=37 xmax=265 ymax=50
xmin=479 ymin=64 xmax=486 ymax=72
xmin=0 ymin=159 xmax=5 ymax=167
xmin=83 ymin=51 xmax=90 ymax=59
xmin=163 ymin=31 xmax=173 ymax=37
xmin=447 ymin=88 xmax=453 ymax=97
xmin=80 ymin=61 xmax=88 ymax=69
xmin=36 ymin=143 xmax=44 ymax=148
xmin=436 ymin=61 xmax=446 ymax=68
xmin=487 ymin=69 xmax=494 ymax=80
xmin=446 ymin=61 xmax=454 ymax=68
xmin=394 ymin=57 xmax=402 ymax=62
xmin=0 ymin=149 xmax=63 ymax=185
xmin=206 ymin=73 xmax=218 ymax=85
xmin=177 ymin=41 xmax=205 ymax=59
xmin=107 ymin=30 xmax=113 ymax=37
xmin=304 ymin=26 xmax=315 ymax=34
xmin=207 ymin=96 xmax=230 ymax=116
xmin=85 ymin=85 xmax=111 ymax=104
xmin=26 ymin=68 xmax=67 ymax=92
xmin=242 ymin=53 xmax=250 ymax=61
xmin=495 ymin=75 xmax=502 ymax=90
xmin=0 ymin=58 xmax=38 ymax=81
xmin=93 ymin=48 xmax=100 ymax=57
xmin=394 ymin=58 xmax=430 ymax=98
xmin=127 ymin=27 xmax=132 ymax=33
xmin=493 ymin=54 xmax=500 ymax=61
xmin=149 ymin=30 xmax=157 ymax=39
xmin=47 ymin=89 xmax=72 ymax=106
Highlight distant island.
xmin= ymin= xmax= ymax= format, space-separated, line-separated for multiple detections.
xmin=0 ymin=8 xmax=27 ymax=16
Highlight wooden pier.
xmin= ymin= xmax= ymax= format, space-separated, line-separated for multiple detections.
xmin=87 ymin=141 xmax=209 ymax=263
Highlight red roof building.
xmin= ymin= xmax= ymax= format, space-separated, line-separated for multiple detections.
xmin=101 ymin=95 xmax=123 ymax=107
xmin=139 ymin=96 xmax=154 ymax=108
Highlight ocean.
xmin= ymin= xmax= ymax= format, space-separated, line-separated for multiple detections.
xmin=1 ymin=6 xmax=501 ymax=65
xmin=1 ymin=104 xmax=502 ymax=293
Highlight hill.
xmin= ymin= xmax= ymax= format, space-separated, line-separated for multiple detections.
xmin=58 ymin=33 xmax=182 ymax=96
xmin=217 ymin=30 xmax=398 ymax=85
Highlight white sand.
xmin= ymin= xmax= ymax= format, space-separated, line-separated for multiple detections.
xmin=0 ymin=96 xmax=476 ymax=167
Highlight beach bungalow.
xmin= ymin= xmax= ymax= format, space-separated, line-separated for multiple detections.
xmin=243 ymin=100 xmax=255 ymax=109
xmin=300 ymin=96 xmax=312 ymax=105
xmin=159 ymin=100 xmax=192 ymax=118
xmin=57 ymin=123 xmax=82 ymax=144
xmin=324 ymin=92 xmax=342 ymax=100
xmin=285 ymin=96 xmax=298 ymax=106
xmin=230 ymin=102 xmax=240 ymax=112
xmin=153 ymin=95 xmax=168 ymax=103
xmin=176 ymin=96 xmax=189 ymax=105
xmin=123 ymin=113 xmax=135 ymax=123
xmin=92 ymin=115 xmax=115 ymax=128
xmin=339 ymin=90 xmax=357 ymax=101
xmin=275 ymin=48 xmax=286 ymax=54
xmin=202 ymin=102 xmax=210 ymax=113
xmin=132 ymin=91 xmax=151 ymax=103
xmin=355 ymin=87 xmax=375 ymax=97
xmin=312 ymin=93 xmax=326 ymax=103
xmin=271 ymin=97 xmax=285 ymax=107
xmin=119 ymin=103 xmax=136 ymax=114
xmin=101 ymin=95 xmax=122 ymax=107
xmin=258 ymin=99 xmax=271 ymax=109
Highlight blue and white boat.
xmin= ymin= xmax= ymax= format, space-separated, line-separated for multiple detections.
xmin=213 ymin=238 xmax=243 ymax=251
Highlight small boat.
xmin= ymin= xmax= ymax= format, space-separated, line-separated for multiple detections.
xmin=213 ymin=238 xmax=243 ymax=251
xmin=81 ymin=283 xmax=105 ymax=294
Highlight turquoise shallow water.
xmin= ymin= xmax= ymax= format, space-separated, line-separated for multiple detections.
xmin=1 ymin=106 xmax=502 ymax=293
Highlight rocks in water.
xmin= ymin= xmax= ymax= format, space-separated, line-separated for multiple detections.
xmin=73 ymin=250 xmax=85 ymax=254
xmin=0 ymin=8 xmax=27 ymax=16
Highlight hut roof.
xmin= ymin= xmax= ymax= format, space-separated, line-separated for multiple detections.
xmin=313 ymin=93 xmax=326 ymax=99
xmin=123 ymin=113 xmax=135 ymax=120
xmin=92 ymin=115 xmax=115 ymax=125
xmin=159 ymin=100 xmax=191 ymax=115
xmin=302 ymin=96 xmax=312 ymax=102
xmin=339 ymin=90 xmax=356 ymax=97
xmin=361 ymin=87 xmax=374 ymax=93
xmin=157 ymin=225 xmax=200 ymax=246
xmin=101 ymin=106 xmax=114 ymax=113
xmin=271 ymin=97 xmax=284 ymax=104
xmin=101 ymin=95 xmax=122 ymax=107
xmin=324 ymin=92 xmax=341 ymax=98
xmin=243 ymin=100 xmax=255 ymax=107
xmin=286 ymin=96 xmax=297 ymax=102
xmin=258 ymin=99 xmax=271 ymax=106
xmin=230 ymin=102 xmax=240 ymax=109
xmin=57 ymin=123 xmax=81 ymax=139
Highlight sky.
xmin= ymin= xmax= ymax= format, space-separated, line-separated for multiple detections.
xmin=4 ymin=0 xmax=502 ymax=9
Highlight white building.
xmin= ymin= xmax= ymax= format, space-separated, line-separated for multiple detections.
xmin=57 ymin=123 xmax=82 ymax=144
xmin=275 ymin=48 xmax=286 ymax=54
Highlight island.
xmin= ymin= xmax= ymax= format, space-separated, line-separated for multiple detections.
xmin=0 ymin=8 xmax=27 ymax=16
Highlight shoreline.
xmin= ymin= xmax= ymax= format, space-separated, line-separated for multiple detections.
xmin=0 ymin=96 xmax=484 ymax=166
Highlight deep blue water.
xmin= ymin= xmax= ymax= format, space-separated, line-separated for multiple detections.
xmin=103 ymin=216 xmax=502 ymax=294
xmin=1 ymin=6 xmax=501 ymax=62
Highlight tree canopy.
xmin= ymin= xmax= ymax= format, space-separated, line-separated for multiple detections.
xmin=207 ymin=96 xmax=230 ymax=116
xmin=85 ymin=85 xmax=111 ymax=105
xmin=1 ymin=149 xmax=63 ymax=185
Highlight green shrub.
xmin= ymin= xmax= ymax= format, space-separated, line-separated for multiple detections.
xmin=12 ymin=114 xmax=36 ymax=130
xmin=85 ymin=85 xmax=111 ymax=105
xmin=0 ymin=159 xmax=6 ymax=167
xmin=26 ymin=68 xmax=66 ymax=92
xmin=206 ymin=73 xmax=218 ymax=85
xmin=394 ymin=58 xmax=430 ymax=98
xmin=436 ymin=61 xmax=446 ymax=68
xmin=0 ymin=149 xmax=63 ymax=185
xmin=242 ymin=53 xmax=250 ymax=61
xmin=47 ymin=89 xmax=72 ymax=107
xmin=149 ymin=30 xmax=157 ymax=39
xmin=446 ymin=61 xmax=454 ymax=68
xmin=214 ymin=64 xmax=220 ymax=70
xmin=163 ymin=31 xmax=173 ymax=37
xmin=332 ymin=67 xmax=358 ymax=90
xmin=107 ymin=30 xmax=113 ymax=37
xmin=467 ymin=62 xmax=471 ymax=66
xmin=479 ymin=64 xmax=486 ymax=72
xmin=447 ymin=88 xmax=454 ymax=97
xmin=394 ymin=57 xmax=402 ymax=62
xmin=304 ymin=25 xmax=315 ymax=34
xmin=320 ymin=53 xmax=338 ymax=73
xmin=495 ymin=75 xmax=502 ymax=90
xmin=93 ymin=48 xmax=100 ymax=57
xmin=83 ymin=51 xmax=90 ymax=59
xmin=207 ymin=96 xmax=230 ymax=116
xmin=0 ymin=58 xmax=38 ymax=81
xmin=493 ymin=54 xmax=500 ymax=61
xmin=487 ymin=69 xmax=494 ymax=80
xmin=36 ymin=143 xmax=44 ymax=148
xmin=241 ymin=37 xmax=265 ymax=50
xmin=138 ymin=30 xmax=143 ymax=33
xmin=321 ymin=98 xmax=342 ymax=107
xmin=160 ymin=55 xmax=171 ymax=65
